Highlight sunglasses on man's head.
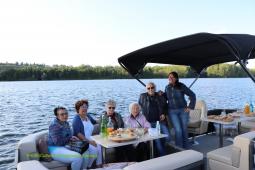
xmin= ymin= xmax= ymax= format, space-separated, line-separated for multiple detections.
xmin=147 ymin=86 xmax=154 ymax=90
xmin=108 ymin=107 xmax=115 ymax=110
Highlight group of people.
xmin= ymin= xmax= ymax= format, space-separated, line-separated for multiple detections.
xmin=47 ymin=71 xmax=196 ymax=170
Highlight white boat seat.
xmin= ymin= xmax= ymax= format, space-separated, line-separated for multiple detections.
xmin=18 ymin=150 xmax=204 ymax=170
xmin=188 ymin=118 xmax=201 ymax=128
xmin=207 ymin=131 xmax=255 ymax=170
xmin=188 ymin=100 xmax=208 ymax=136
xmin=207 ymin=145 xmax=233 ymax=166
xmin=41 ymin=161 xmax=69 ymax=169
xmin=241 ymin=120 xmax=255 ymax=131
xmin=17 ymin=160 xmax=48 ymax=170
xmin=15 ymin=124 xmax=100 ymax=170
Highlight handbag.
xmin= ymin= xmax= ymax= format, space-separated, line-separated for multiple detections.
xmin=65 ymin=140 xmax=89 ymax=154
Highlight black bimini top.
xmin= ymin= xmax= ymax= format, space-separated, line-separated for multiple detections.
xmin=118 ymin=33 xmax=255 ymax=76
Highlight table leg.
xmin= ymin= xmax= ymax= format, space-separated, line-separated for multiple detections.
xmin=238 ymin=122 xmax=241 ymax=134
xmin=150 ymin=140 xmax=154 ymax=159
xmin=219 ymin=124 xmax=223 ymax=147
xmin=102 ymin=147 xmax=106 ymax=164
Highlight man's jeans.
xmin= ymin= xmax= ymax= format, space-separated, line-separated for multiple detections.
xmin=151 ymin=122 xmax=171 ymax=156
xmin=168 ymin=108 xmax=189 ymax=149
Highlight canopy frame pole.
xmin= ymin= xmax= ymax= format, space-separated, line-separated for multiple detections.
xmin=118 ymin=60 xmax=146 ymax=87
xmin=134 ymin=77 xmax=146 ymax=87
xmin=216 ymin=36 xmax=255 ymax=84
xmin=238 ymin=60 xmax=255 ymax=83
xmin=189 ymin=68 xmax=206 ymax=89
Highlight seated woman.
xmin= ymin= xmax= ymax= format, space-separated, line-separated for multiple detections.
xmin=99 ymin=99 xmax=130 ymax=162
xmin=72 ymin=99 xmax=102 ymax=168
xmin=99 ymin=99 xmax=124 ymax=129
xmin=126 ymin=102 xmax=151 ymax=161
xmin=48 ymin=106 xmax=87 ymax=170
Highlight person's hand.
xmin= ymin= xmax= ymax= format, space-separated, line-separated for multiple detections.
xmin=160 ymin=114 xmax=165 ymax=121
xmin=144 ymin=128 xmax=148 ymax=134
xmin=184 ymin=107 xmax=191 ymax=113
xmin=90 ymin=140 xmax=97 ymax=147
xmin=70 ymin=136 xmax=79 ymax=141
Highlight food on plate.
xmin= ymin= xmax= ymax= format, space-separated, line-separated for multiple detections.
xmin=222 ymin=115 xmax=234 ymax=122
xmin=208 ymin=115 xmax=216 ymax=119
xmin=207 ymin=114 xmax=234 ymax=122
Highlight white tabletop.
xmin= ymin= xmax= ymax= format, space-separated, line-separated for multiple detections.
xmin=91 ymin=133 xmax=168 ymax=149
xmin=202 ymin=116 xmax=255 ymax=125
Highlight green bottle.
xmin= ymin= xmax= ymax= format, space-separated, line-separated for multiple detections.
xmin=100 ymin=115 xmax=107 ymax=138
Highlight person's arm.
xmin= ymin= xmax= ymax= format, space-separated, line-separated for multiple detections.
xmin=73 ymin=118 xmax=97 ymax=146
xmin=142 ymin=115 xmax=151 ymax=128
xmin=138 ymin=94 xmax=143 ymax=106
xmin=72 ymin=116 xmax=80 ymax=137
xmin=72 ymin=116 xmax=87 ymax=140
xmin=88 ymin=114 xmax=97 ymax=125
xmin=157 ymin=94 xmax=167 ymax=120
xmin=182 ymin=84 xmax=196 ymax=110
xmin=49 ymin=124 xmax=70 ymax=146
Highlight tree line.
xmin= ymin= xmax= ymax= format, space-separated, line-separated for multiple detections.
xmin=0 ymin=62 xmax=254 ymax=81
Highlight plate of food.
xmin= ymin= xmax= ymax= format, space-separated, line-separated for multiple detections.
xmin=108 ymin=129 xmax=137 ymax=142
xmin=207 ymin=115 xmax=217 ymax=119
xmin=207 ymin=115 xmax=234 ymax=122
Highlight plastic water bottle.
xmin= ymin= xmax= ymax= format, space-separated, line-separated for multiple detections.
xmin=221 ymin=109 xmax=226 ymax=116
xmin=124 ymin=117 xmax=130 ymax=128
xmin=156 ymin=121 xmax=161 ymax=135
xmin=107 ymin=117 xmax=114 ymax=136
xmin=250 ymin=101 xmax=254 ymax=113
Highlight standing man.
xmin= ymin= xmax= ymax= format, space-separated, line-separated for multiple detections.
xmin=139 ymin=82 xmax=171 ymax=156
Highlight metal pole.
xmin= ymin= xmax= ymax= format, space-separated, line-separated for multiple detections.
xmin=215 ymin=36 xmax=255 ymax=84
xmin=238 ymin=61 xmax=255 ymax=83
xmin=219 ymin=124 xmax=223 ymax=147
xmin=189 ymin=68 xmax=206 ymax=89
xmin=118 ymin=61 xmax=146 ymax=87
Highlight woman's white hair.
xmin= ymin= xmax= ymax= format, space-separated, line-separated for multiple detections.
xmin=129 ymin=102 xmax=141 ymax=113
xmin=105 ymin=99 xmax=116 ymax=108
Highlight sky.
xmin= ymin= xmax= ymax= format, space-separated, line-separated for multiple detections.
xmin=0 ymin=0 xmax=255 ymax=67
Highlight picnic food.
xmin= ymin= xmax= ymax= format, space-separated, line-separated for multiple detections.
xmin=108 ymin=128 xmax=136 ymax=138
xmin=207 ymin=115 xmax=234 ymax=122
xmin=208 ymin=115 xmax=216 ymax=119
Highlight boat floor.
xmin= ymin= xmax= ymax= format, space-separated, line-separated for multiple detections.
xmin=163 ymin=132 xmax=234 ymax=170
xmin=189 ymin=133 xmax=233 ymax=157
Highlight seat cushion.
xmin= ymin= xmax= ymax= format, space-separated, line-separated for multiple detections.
xmin=189 ymin=109 xmax=201 ymax=119
xmin=17 ymin=160 xmax=48 ymax=170
xmin=188 ymin=119 xmax=201 ymax=128
xmin=188 ymin=109 xmax=202 ymax=128
xmin=41 ymin=160 xmax=69 ymax=169
xmin=37 ymin=137 xmax=53 ymax=162
xmin=207 ymin=145 xmax=233 ymax=166
xmin=124 ymin=150 xmax=203 ymax=170
xmin=90 ymin=162 xmax=136 ymax=170
xmin=241 ymin=120 xmax=255 ymax=129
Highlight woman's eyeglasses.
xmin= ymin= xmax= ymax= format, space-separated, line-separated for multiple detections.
xmin=59 ymin=112 xmax=68 ymax=116
xmin=108 ymin=107 xmax=115 ymax=110
xmin=147 ymin=86 xmax=154 ymax=90
xmin=80 ymin=105 xmax=88 ymax=109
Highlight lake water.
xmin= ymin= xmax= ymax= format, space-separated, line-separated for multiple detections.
xmin=0 ymin=78 xmax=255 ymax=169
